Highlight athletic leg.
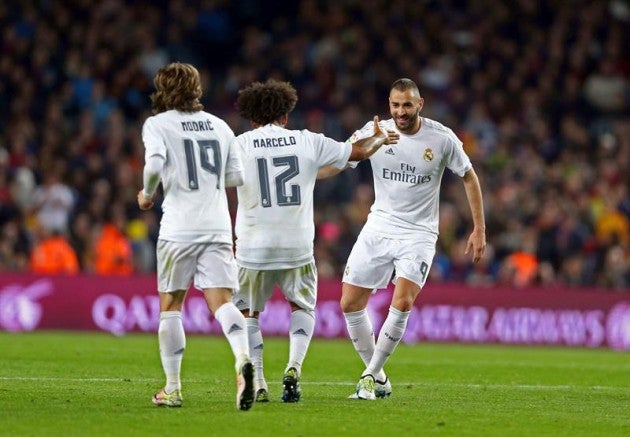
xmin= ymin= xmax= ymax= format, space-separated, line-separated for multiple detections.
xmin=242 ymin=311 xmax=268 ymax=401
xmin=341 ymin=283 xmax=387 ymax=381
xmin=153 ymin=290 xmax=187 ymax=407
xmin=364 ymin=277 xmax=419 ymax=378
xmin=206 ymin=288 xmax=254 ymax=411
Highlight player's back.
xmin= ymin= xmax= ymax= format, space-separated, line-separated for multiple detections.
xmin=234 ymin=124 xmax=350 ymax=268
xmin=142 ymin=109 xmax=237 ymax=243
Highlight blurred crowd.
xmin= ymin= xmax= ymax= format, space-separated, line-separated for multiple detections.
xmin=0 ymin=0 xmax=628 ymax=290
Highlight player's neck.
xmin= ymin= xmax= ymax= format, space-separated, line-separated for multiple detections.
xmin=411 ymin=117 xmax=421 ymax=134
xmin=401 ymin=117 xmax=421 ymax=135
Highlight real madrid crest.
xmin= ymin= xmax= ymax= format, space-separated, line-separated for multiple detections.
xmin=423 ymin=148 xmax=434 ymax=162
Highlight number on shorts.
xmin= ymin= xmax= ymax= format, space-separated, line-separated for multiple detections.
xmin=420 ymin=261 xmax=429 ymax=282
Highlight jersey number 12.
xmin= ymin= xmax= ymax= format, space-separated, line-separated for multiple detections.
xmin=256 ymin=156 xmax=301 ymax=207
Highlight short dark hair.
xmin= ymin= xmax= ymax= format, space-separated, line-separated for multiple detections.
xmin=236 ymin=79 xmax=298 ymax=125
xmin=150 ymin=63 xmax=203 ymax=114
xmin=391 ymin=78 xmax=420 ymax=95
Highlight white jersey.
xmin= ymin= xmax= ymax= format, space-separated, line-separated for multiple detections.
xmin=234 ymin=123 xmax=351 ymax=269
xmin=142 ymin=109 xmax=242 ymax=244
xmin=348 ymin=117 xmax=472 ymax=238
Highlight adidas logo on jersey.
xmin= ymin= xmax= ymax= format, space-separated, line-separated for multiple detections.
xmin=385 ymin=148 xmax=395 ymax=155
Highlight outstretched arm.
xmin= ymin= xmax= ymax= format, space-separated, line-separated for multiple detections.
xmin=349 ymin=116 xmax=399 ymax=161
xmin=462 ymin=168 xmax=486 ymax=263
xmin=317 ymin=116 xmax=398 ymax=179
xmin=317 ymin=165 xmax=344 ymax=179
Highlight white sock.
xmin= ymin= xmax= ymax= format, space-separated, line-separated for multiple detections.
xmin=286 ymin=309 xmax=315 ymax=374
xmin=214 ymin=302 xmax=250 ymax=368
xmin=245 ymin=317 xmax=266 ymax=389
xmin=365 ymin=306 xmax=410 ymax=378
xmin=344 ymin=309 xmax=386 ymax=381
xmin=158 ymin=311 xmax=185 ymax=393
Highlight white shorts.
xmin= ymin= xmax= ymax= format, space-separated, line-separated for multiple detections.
xmin=156 ymin=240 xmax=239 ymax=293
xmin=233 ymin=261 xmax=317 ymax=314
xmin=342 ymin=231 xmax=437 ymax=291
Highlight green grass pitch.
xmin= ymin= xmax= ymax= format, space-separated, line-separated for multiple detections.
xmin=0 ymin=331 xmax=628 ymax=436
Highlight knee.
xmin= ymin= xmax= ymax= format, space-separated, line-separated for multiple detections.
xmin=339 ymin=296 xmax=352 ymax=313
xmin=340 ymin=294 xmax=364 ymax=313
xmin=340 ymin=284 xmax=371 ymax=313
xmin=391 ymin=295 xmax=415 ymax=312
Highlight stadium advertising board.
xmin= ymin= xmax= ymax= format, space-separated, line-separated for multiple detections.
xmin=0 ymin=274 xmax=628 ymax=350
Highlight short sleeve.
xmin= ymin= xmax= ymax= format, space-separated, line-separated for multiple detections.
xmin=444 ymin=129 xmax=472 ymax=177
xmin=305 ymin=130 xmax=352 ymax=170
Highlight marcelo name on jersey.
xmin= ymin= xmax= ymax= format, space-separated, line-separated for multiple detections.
xmin=253 ymin=136 xmax=297 ymax=148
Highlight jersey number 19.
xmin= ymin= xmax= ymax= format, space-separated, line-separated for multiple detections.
xmin=183 ymin=139 xmax=222 ymax=190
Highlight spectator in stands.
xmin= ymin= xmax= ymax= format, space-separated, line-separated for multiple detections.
xmin=0 ymin=0 xmax=627 ymax=290
xmin=30 ymin=161 xmax=75 ymax=235
xmin=93 ymin=205 xmax=133 ymax=275
xmin=0 ymin=219 xmax=30 ymax=271
xmin=29 ymin=226 xmax=79 ymax=275
xmin=583 ymin=57 xmax=629 ymax=115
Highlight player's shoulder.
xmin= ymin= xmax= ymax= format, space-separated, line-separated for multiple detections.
xmin=296 ymin=128 xmax=341 ymax=147
xmin=379 ymin=118 xmax=397 ymax=129
xmin=145 ymin=109 xmax=195 ymax=125
xmin=297 ymin=127 xmax=323 ymax=139
xmin=421 ymin=117 xmax=460 ymax=142
xmin=237 ymin=124 xmax=287 ymax=139
xmin=142 ymin=112 xmax=170 ymax=134
xmin=143 ymin=111 xmax=163 ymax=126
xmin=346 ymin=118 xmax=393 ymax=143
xmin=199 ymin=111 xmax=231 ymax=130
xmin=360 ymin=117 xmax=396 ymax=129
xmin=421 ymin=117 xmax=454 ymax=135
xmin=147 ymin=109 xmax=178 ymax=122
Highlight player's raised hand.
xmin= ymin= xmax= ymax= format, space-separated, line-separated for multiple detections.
xmin=373 ymin=116 xmax=399 ymax=145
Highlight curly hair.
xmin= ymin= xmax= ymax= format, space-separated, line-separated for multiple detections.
xmin=150 ymin=63 xmax=203 ymax=114
xmin=236 ymin=79 xmax=298 ymax=125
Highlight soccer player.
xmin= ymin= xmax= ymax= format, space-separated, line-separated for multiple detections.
xmin=341 ymin=78 xmax=486 ymax=400
xmin=231 ymin=79 xmax=398 ymax=403
xmin=137 ymin=62 xmax=255 ymax=411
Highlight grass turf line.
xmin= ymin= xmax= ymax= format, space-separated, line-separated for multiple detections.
xmin=0 ymin=331 xmax=628 ymax=436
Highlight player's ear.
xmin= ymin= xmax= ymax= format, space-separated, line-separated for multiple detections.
xmin=418 ymin=97 xmax=425 ymax=112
